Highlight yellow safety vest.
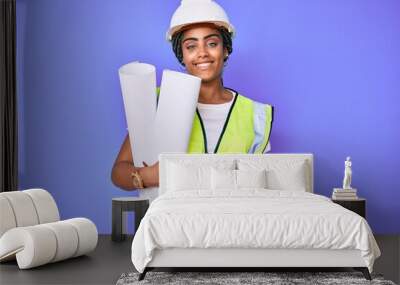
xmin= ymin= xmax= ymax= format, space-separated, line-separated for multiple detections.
xmin=156 ymin=87 xmax=273 ymax=154
xmin=187 ymin=89 xmax=273 ymax=154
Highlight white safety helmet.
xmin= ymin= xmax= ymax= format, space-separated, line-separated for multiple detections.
xmin=166 ymin=0 xmax=235 ymax=41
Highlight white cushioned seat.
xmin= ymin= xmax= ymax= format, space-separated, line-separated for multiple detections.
xmin=1 ymin=191 xmax=40 ymax=227
xmin=64 ymin=218 xmax=98 ymax=257
xmin=0 ymin=189 xmax=98 ymax=269
xmin=0 ymin=196 xmax=17 ymax=237
xmin=23 ymin=188 xmax=60 ymax=223
xmin=42 ymin=220 xmax=79 ymax=262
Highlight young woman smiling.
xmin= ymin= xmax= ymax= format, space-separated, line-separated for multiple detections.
xmin=111 ymin=0 xmax=273 ymax=195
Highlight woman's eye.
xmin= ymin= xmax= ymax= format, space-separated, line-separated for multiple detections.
xmin=208 ymin=42 xmax=218 ymax=47
xmin=186 ymin=45 xmax=195 ymax=50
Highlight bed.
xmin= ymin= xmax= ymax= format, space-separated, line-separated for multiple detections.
xmin=131 ymin=153 xmax=380 ymax=280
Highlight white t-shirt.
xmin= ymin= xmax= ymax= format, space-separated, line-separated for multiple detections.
xmin=197 ymin=95 xmax=271 ymax=153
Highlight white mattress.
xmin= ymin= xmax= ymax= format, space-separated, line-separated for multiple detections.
xmin=131 ymin=190 xmax=380 ymax=273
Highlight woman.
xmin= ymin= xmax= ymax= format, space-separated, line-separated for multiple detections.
xmin=111 ymin=0 xmax=273 ymax=191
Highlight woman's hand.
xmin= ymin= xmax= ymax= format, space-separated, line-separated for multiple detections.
xmin=137 ymin=161 xmax=159 ymax=188
xmin=111 ymin=134 xmax=160 ymax=190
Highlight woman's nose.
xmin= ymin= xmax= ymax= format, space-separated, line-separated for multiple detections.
xmin=197 ymin=44 xmax=209 ymax=58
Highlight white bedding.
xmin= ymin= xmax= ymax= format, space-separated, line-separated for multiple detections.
xmin=131 ymin=190 xmax=380 ymax=273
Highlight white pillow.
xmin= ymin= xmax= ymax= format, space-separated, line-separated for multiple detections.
xmin=211 ymin=169 xmax=268 ymax=190
xmin=236 ymin=169 xmax=267 ymax=189
xmin=166 ymin=159 xmax=235 ymax=191
xmin=211 ymin=168 xmax=236 ymax=190
xmin=167 ymin=162 xmax=209 ymax=191
xmin=238 ymin=159 xmax=308 ymax=191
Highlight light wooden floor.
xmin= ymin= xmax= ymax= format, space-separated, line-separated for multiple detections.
xmin=0 ymin=235 xmax=398 ymax=285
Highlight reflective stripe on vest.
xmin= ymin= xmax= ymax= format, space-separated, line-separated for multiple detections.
xmin=187 ymin=91 xmax=273 ymax=154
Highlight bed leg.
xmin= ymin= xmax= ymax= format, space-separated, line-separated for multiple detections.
xmin=354 ymin=267 xmax=371 ymax=280
xmin=138 ymin=268 xmax=148 ymax=281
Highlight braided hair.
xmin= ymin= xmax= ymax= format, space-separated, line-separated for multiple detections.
xmin=171 ymin=26 xmax=233 ymax=66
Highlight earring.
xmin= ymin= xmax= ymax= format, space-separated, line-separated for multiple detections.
xmin=224 ymin=56 xmax=228 ymax=67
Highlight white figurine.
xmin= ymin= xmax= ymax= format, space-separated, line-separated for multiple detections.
xmin=342 ymin=156 xmax=352 ymax=189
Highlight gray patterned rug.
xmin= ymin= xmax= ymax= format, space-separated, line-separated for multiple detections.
xmin=116 ymin=271 xmax=396 ymax=285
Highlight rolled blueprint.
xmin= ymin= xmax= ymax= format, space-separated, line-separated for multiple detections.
xmin=154 ymin=70 xmax=201 ymax=155
xmin=119 ymin=62 xmax=158 ymax=166
xmin=119 ymin=64 xmax=201 ymax=202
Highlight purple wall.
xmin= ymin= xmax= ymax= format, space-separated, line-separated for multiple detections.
xmin=17 ymin=0 xmax=400 ymax=234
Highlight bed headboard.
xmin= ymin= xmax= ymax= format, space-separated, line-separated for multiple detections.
xmin=159 ymin=153 xmax=314 ymax=195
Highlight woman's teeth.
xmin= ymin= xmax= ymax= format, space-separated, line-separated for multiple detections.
xmin=196 ymin=62 xmax=212 ymax=70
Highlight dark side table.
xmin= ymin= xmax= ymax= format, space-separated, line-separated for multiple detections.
xmin=332 ymin=198 xmax=366 ymax=218
xmin=112 ymin=197 xmax=149 ymax=242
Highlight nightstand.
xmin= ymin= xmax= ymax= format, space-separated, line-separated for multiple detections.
xmin=112 ymin=197 xmax=149 ymax=242
xmin=332 ymin=198 xmax=366 ymax=218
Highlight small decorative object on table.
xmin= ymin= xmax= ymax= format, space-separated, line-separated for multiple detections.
xmin=331 ymin=157 xmax=366 ymax=218
xmin=112 ymin=197 xmax=149 ymax=242
xmin=342 ymin=156 xmax=352 ymax=190
xmin=332 ymin=188 xmax=358 ymax=200
xmin=332 ymin=156 xmax=358 ymax=200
